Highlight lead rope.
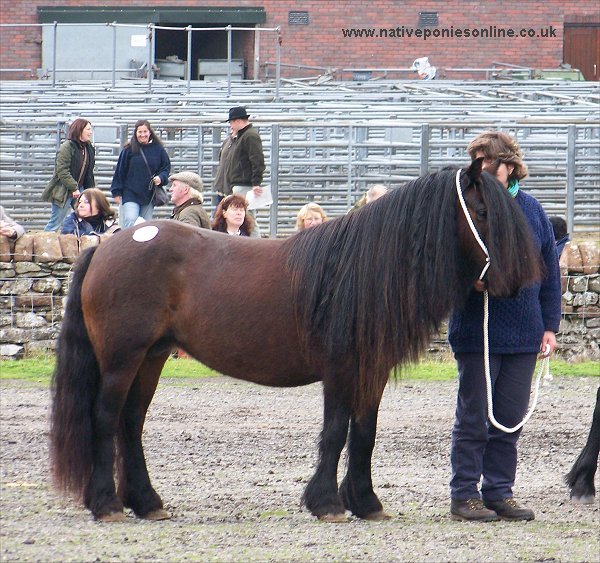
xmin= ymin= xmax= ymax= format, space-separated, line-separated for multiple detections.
xmin=455 ymin=169 xmax=550 ymax=433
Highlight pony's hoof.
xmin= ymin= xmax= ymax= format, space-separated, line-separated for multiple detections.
xmin=318 ymin=513 xmax=348 ymax=523
xmin=144 ymin=508 xmax=171 ymax=521
xmin=97 ymin=511 xmax=127 ymax=523
xmin=364 ymin=510 xmax=392 ymax=521
xmin=571 ymin=494 xmax=595 ymax=505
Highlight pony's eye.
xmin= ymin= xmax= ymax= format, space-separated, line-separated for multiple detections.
xmin=476 ymin=208 xmax=487 ymax=220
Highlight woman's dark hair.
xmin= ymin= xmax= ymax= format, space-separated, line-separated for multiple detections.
xmin=126 ymin=119 xmax=163 ymax=152
xmin=67 ymin=118 xmax=91 ymax=143
xmin=77 ymin=188 xmax=115 ymax=221
xmin=211 ymin=194 xmax=254 ymax=236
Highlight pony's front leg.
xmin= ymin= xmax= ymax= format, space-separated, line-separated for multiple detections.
xmin=339 ymin=405 xmax=391 ymax=520
xmin=302 ymin=386 xmax=351 ymax=521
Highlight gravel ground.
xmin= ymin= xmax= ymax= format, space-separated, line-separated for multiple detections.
xmin=1 ymin=374 xmax=599 ymax=562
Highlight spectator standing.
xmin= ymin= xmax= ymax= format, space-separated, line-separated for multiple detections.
xmin=214 ymin=107 xmax=265 ymax=235
xmin=42 ymin=118 xmax=95 ymax=231
xmin=61 ymin=188 xmax=116 ymax=237
xmin=211 ymin=194 xmax=257 ymax=237
xmin=295 ymin=202 xmax=328 ymax=231
xmin=169 ymin=171 xmax=210 ymax=229
xmin=111 ymin=119 xmax=171 ymax=228
xmin=0 ymin=206 xmax=26 ymax=240
xmin=350 ymin=184 xmax=389 ymax=211
xmin=448 ymin=131 xmax=561 ymax=523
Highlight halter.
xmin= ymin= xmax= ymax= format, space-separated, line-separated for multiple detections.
xmin=455 ymin=169 xmax=549 ymax=434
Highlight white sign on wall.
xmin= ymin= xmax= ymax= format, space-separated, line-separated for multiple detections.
xmin=131 ymin=35 xmax=147 ymax=47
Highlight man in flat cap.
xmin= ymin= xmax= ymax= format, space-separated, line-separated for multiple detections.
xmin=214 ymin=106 xmax=265 ymax=235
xmin=169 ymin=171 xmax=210 ymax=229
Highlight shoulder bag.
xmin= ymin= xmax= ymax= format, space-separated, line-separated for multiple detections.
xmin=139 ymin=147 xmax=169 ymax=207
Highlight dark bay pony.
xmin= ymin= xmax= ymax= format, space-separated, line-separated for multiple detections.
xmin=50 ymin=160 xmax=542 ymax=522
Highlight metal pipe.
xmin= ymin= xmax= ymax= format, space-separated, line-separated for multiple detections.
xmin=186 ymin=25 xmax=192 ymax=94
xmin=111 ymin=22 xmax=117 ymax=88
xmin=51 ymin=21 xmax=57 ymax=87
xmin=275 ymin=27 xmax=281 ymax=100
xmin=227 ymin=25 xmax=232 ymax=97
xmin=269 ymin=123 xmax=280 ymax=238
xmin=253 ymin=26 xmax=260 ymax=81
xmin=147 ymin=24 xmax=153 ymax=91
xmin=566 ymin=124 xmax=576 ymax=233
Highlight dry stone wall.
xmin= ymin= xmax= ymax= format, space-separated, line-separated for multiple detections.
xmin=1 ymin=234 xmax=599 ymax=361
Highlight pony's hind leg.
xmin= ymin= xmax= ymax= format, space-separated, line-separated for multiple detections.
xmin=302 ymin=383 xmax=351 ymax=521
xmin=84 ymin=365 xmax=141 ymax=521
xmin=117 ymin=353 xmax=171 ymax=520
xmin=339 ymin=405 xmax=391 ymax=520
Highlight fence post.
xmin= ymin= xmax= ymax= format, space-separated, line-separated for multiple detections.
xmin=147 ymin=24 xmax=153 ymax=91
xmin=111 ymin=22 xmax=117 ymax=88
xmin=269 ymin=123 xmax=280 ymax=238
xmin=566 ymin=124 xmax=576 ymax=234
xmin=275 ymin=27 xmax=281 ymax=100
xmin=186 ymin=25 xmax=192 ymax=94
xmin=227 ymin=25 xmax=232 ymax=97
xmin=420 ymin=124 xmax=430 ymax=175
xmin=253 ymin=27 xmax=261 ymax=81
xmin=51 ymin=21 xmax=57 ymax=87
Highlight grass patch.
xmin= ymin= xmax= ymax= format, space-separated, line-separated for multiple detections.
xmin=1 ymin=356 xmax=598 ymax=385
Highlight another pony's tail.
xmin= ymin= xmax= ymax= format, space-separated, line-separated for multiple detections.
xmin=50 ymin=246 xmax=99 ymax=500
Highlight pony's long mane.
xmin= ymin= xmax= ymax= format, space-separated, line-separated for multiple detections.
xmin=284 ymin=166 xmax=539 ymax=410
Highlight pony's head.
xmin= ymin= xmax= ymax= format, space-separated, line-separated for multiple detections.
xmin=457 ymin=158 xmax=542 ymax=298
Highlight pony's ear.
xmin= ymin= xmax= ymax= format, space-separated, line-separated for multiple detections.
xmin=466 ymin=157 xmax=484 ymax=185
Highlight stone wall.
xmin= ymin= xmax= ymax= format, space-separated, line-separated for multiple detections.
xmin=1 ymin=234 xmax=599 ymax=361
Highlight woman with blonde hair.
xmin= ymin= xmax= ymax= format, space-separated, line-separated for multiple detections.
xmin=61 ymin=188 xmax=116 ymax=237
xmin=295 ymin=202 xmax=328 ymax=231
xmin=211 ymin=194 xmax=256 ymax=237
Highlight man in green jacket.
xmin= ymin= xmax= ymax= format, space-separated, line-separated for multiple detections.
xmin=169 ymin=171 xmax=210 ymax=230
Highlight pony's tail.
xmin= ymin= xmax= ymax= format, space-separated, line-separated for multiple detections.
xmin=50 ymin=246 xmax=99 ymax=500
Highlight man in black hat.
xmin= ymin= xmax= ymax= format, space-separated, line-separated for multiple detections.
xmin=214 ymin=106 xmax=265 ymax=235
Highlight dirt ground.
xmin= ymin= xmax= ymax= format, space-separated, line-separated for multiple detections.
xmin=1 ymin=374 xmax=599 ymax=562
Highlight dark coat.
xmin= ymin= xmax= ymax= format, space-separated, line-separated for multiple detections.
xmin=222 ymin=124 xmax=265 ymax=190
xmin=111 ymin=141 xmax=171 ymax=206
xmin=42 ymin=140 xmax=95 ymax=207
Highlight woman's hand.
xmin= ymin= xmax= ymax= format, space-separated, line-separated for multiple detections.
xmin=113 ymin=196 xmax=122 ymax=205
xmin=539 ymin=331 xmax=556 ymax=358
xmin=152 ymin=176 xmax=161 ymax=186
xmin=252 ymin=185 xmax=263 ymax=196
xmin=0 ymin=225 xmax=16 ymax=238
xmin=473 ymin=279 xmax=487 ymax=292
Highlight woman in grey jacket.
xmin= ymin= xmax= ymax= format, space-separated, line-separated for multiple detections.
xmin=42 ymin=118 xmax=95 ymax=231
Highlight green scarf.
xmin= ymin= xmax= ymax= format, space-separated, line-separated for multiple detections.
xmin=507 ymin=179 xmax=519 ymax=198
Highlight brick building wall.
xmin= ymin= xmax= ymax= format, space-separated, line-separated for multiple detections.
xmin=1 ymin=0 xmax=598 ymax=80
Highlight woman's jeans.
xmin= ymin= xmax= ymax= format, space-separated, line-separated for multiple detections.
xmin=121 ymin=201 xmax=154 ymax=228
xmin=44 ymin=200 xmax=74 ymax=232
